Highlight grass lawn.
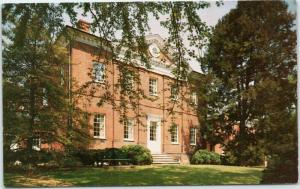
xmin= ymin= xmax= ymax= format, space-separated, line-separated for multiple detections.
xmin=4 ymin=165 xmax=263 ymax=187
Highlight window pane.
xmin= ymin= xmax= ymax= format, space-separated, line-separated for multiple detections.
xmin=149 ymin=79 xmax=157 ymax=95
xmin=94 ymin=114 xmax=105 ymax=138
xmin=190 ymin=128 xmax=196 ymax=145
xmin=171 ymin=125 xmax=178 ymax=143
xmin=150 ymin=121 xmax=157 ymax=141
xmin=94 ymin=63 xmax=105 ymax=82
xmin=191 ymin=92 xmax=197 ymax=105
xmin=32 ymin=138 xmax=41 ymax=151
xmin=124 ymin=119 xmax=134 ymax=140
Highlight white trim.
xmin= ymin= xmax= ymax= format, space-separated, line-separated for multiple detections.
xmin=191 ymin=92 xmax=198 ymax=105
xmin=147 ymin=115 xmax=162 ymax=154
xmin=92 ymin=62 xmax=106 ymax=83
xmin=124 ymin=119 xmax=134 ymax=141
xmin=171 ymin=125 xmax=179 ymax=144
xmin=149 ymin=78 xmax=158 ymax=96
xmin=32 ymin=138 xmax=41 ymax=151
xmin=93 ymin=114 xmax=106 ymax=139
xmin=69 ymin=29 xmax=190 ymax=78
xmin=190 ymin=128 xmax=197 ymax=146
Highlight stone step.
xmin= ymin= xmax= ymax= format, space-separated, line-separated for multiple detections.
xmin=152 ymin=153 xmax=180 ymax=164
xmin=152 ymin=154 xmax=177 ymax=158
xmin=152 ymin=156 xmax=175 ymax=159
xmin=152 ymin=161 xmax=180 ymax=164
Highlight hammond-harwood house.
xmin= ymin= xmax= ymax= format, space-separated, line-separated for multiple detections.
xmin=60 ymin=20 xmax=222 ymax=164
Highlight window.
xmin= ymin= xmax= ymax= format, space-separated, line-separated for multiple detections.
xmin=171 ymin=124 xmax=178 ymax=144
xmin=32 ymin=138 xmax=41 ymax=151
xmin=150 ymin=121 xmax=157 ymax=141
xmin=125 ymin=72 xmax=134 ymax=90
xmin=149 ymin=78 xmax=158 ymax=96
xmin=42 ymin=88 xmax=48 ymax=106
xmin=190 ymin=128 xmax=196 ymax=145
xmin=124 ymin=119 xmax=134 ymax=141
xmin=170 ymin=85 xmax=178 ymax=100
xmin=93 ymin=62 xmax=105 ymax=82
xmin=60 ymin=67 xmax=64 ymax=86
xmin=94 ymin=114 xmax=105 ymax=139
xmin=191 ymin=92 xmax=197 ymax=105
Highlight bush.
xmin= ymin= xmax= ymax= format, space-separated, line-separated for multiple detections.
xmin=57 ymin=154 xmax=82 ymax=168
xmin=73 ymin=149 xmax=105 ymax=166
xmin=221 ymin=151 xmax=237 ymax=165
xmin=121 ymin=145 xmax=152 ymax=165
xmin=191 ymin=150 xmax=221 ymax=165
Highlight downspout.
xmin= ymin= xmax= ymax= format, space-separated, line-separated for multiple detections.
xmin=112 ymin=61 xmax=115 ymax=148
xmin=67 ymin=42 xmax=72 ymax=136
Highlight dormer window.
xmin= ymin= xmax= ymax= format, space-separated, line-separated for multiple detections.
xmin=93 ymin=62 xmax=105 ymax=83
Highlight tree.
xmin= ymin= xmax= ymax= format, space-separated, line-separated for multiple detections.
xmin=65 ymin=2 xmax=213 ymax=123
xmin=202 ymin=0 xmax=297 ymax=174
xmin=2 ymin=4 xmax=90 ymax=168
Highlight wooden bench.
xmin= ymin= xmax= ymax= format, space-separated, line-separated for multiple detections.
xmin=99 ymin=158 xmax=131 ymax=166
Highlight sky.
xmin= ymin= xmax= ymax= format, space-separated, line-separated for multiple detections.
xmin=147 ymin=1 xmax=238 ymax=73
xmin=4 ymin=0 xmax=294 ymax=73
xmin=70 ymin=1 xmax=238 ymax=73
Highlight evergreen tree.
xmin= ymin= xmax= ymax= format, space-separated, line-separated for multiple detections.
xmin=202 ymin=0 xmax=297 ymax=175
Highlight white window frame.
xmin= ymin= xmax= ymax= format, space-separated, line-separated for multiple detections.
xmin=149 ymin=121 xmax=158 ymax=141
xmin=42 ymin=88 xmax=48 ymax=106
xmin=124 ymin=119 xmax=134 ymax=141
xmin=93 ymin=62 xmax=106 ymax=83
xmin=190 ymin=128 xmax=197 ymax=145
xmin=32 ymin=138 xmax=41 ymax=151
xmin=170 ymin=85 xmax=178 ymax=100
xmin=93 ymin=114 xmax=106 ymax=139
xmin=149 ymin=78 xmax=158 ymax=96
xmin=171 ymin=125 xmax=179 ymax=144
xmin=191 ymin=92 xmax=197 ymax=105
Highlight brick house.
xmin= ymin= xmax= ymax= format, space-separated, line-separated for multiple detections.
xmin=59 ymin=20 xmax=221 ymax=164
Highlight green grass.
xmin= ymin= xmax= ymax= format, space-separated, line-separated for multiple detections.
xmin=4 ymin=165 xmax=263 ymax=187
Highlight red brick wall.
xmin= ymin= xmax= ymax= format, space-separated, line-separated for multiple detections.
xmin=70 ymin=38 xmax=201 ymax=158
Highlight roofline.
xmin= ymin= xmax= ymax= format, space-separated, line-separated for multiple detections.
xmin=65 ymin=25 xmax=203 ymax=76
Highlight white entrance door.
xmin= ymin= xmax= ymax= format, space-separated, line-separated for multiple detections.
xmin=147 ymin=115 xmax=161 ymax=154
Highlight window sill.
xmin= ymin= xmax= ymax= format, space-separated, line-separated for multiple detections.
xmin=124 ymin=139 xmax=134 ymax=142
xmin=150 ymin=93 xmax=158 ymax=97
xmin=190 ymin=143 xmax=196 ymax=146
xmin=171 ymin=142 xmax=179 ymax=145
xmin=94 ymin=80 xmax=106 ymax=84
xmin=94 ymin=136 xmax=106 ymax=140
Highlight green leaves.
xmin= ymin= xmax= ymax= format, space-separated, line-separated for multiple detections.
xmin=201 ymin=1 xmax=296 ymax=168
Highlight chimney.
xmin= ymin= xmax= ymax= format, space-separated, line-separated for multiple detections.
xmin=77 ymin=19 xmax=90 ymax=33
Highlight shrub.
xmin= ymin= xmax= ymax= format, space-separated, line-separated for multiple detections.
xmin=57 ymin=154 xmax=82 ymax=168
xmin=220 ymin=150 xmax=237 ymax=165
xmin=121 ymin=145 xmax=152 ymax=165
xmin=73 ymin=149 xmax=105 ymax=166
xmin=191 ymin=150 xmax=221 ymax=165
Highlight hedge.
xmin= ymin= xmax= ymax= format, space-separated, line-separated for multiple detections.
xmin=191 ymin=150 xmax=221 ymax=165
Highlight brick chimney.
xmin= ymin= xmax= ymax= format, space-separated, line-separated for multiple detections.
xmin=77 ymin=19 xmax=90 ymax=33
